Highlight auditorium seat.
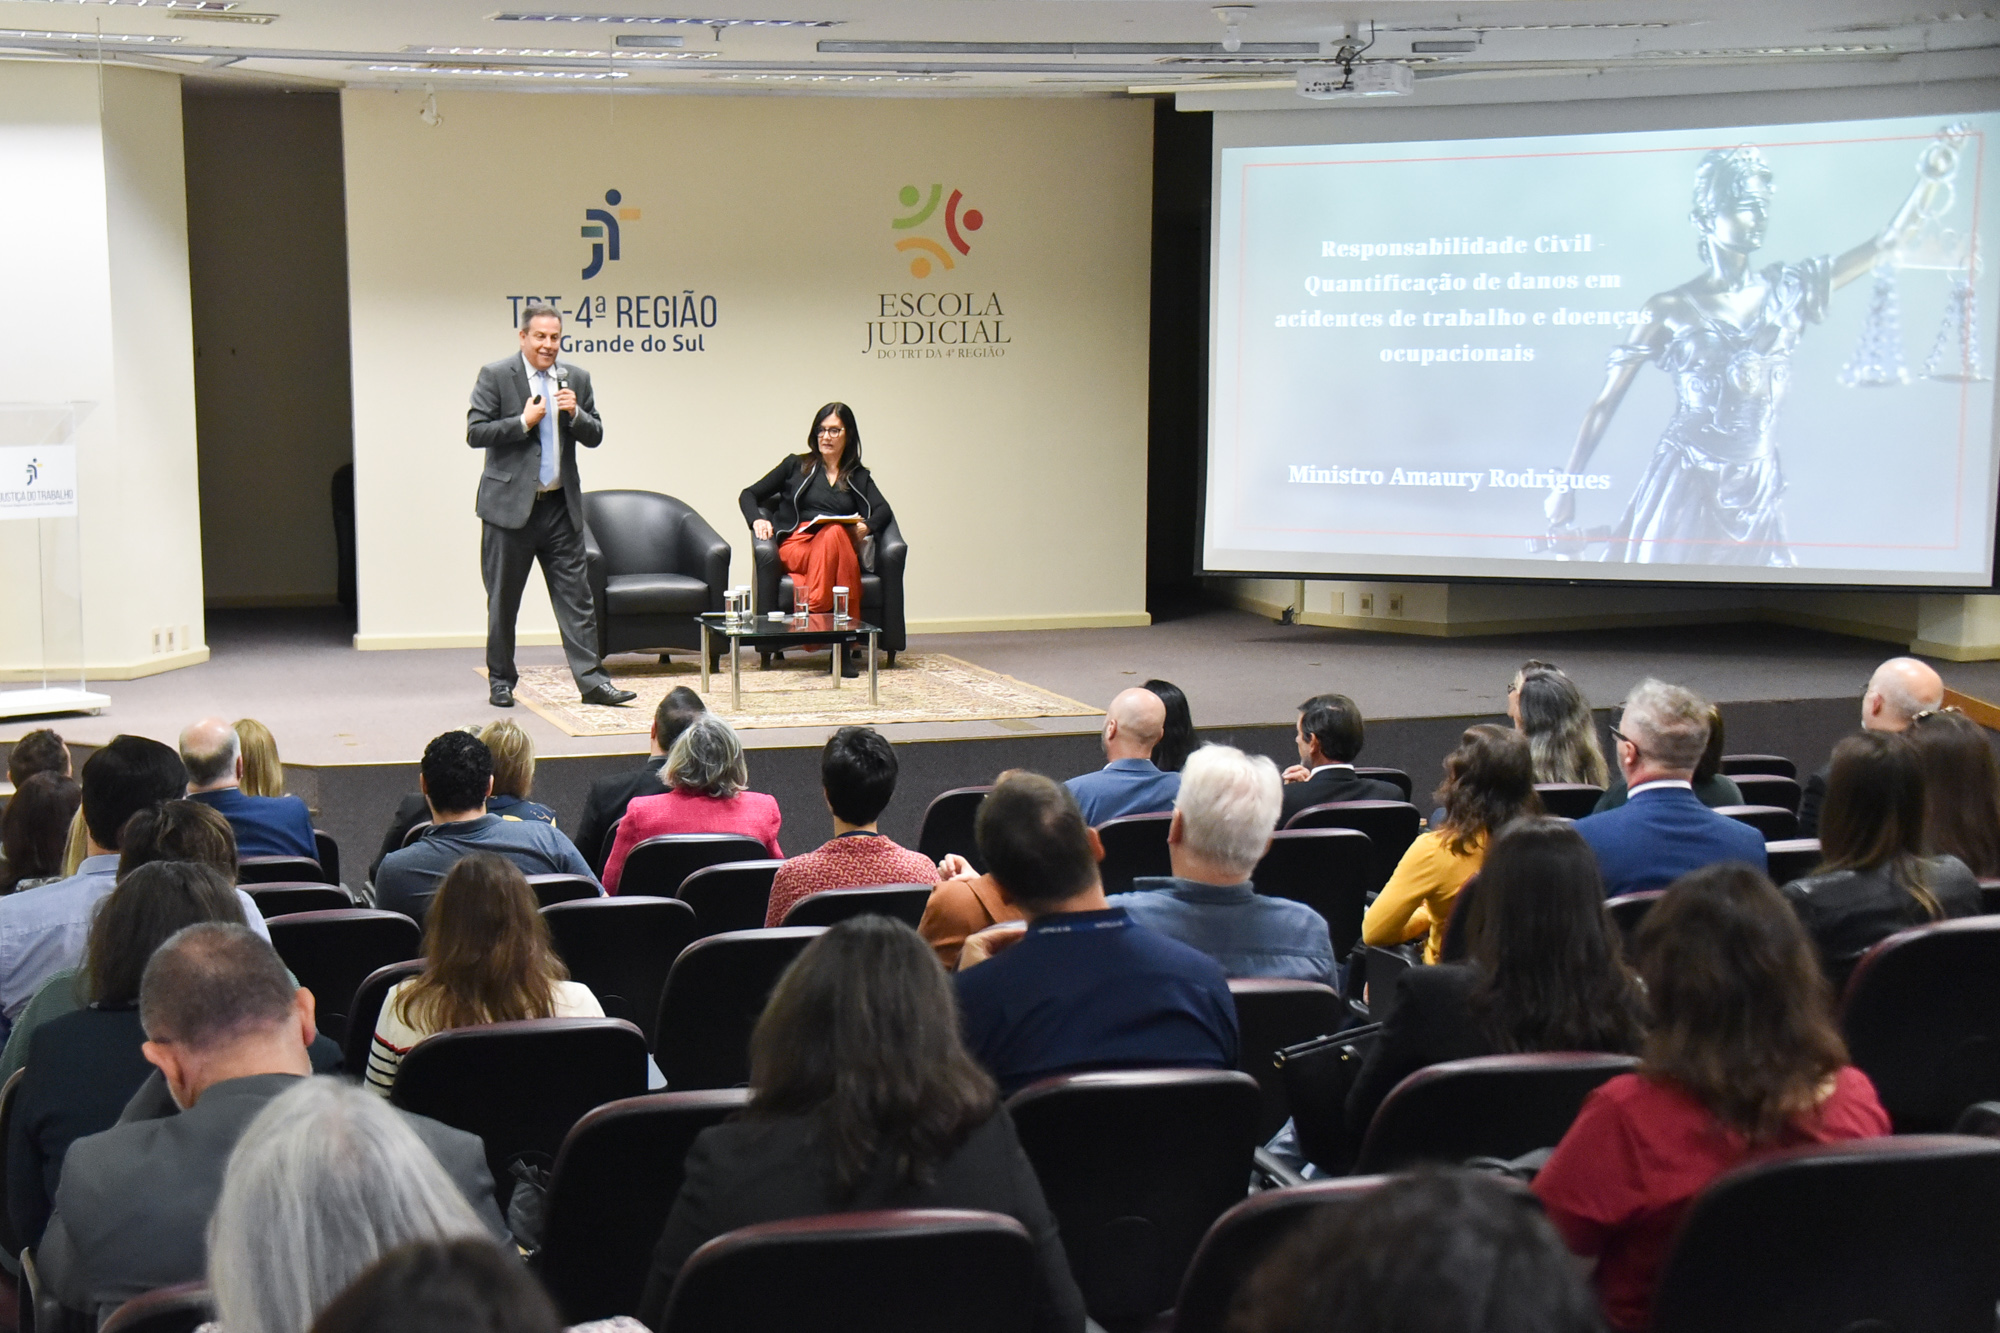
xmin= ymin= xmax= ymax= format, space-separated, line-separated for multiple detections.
xmin=542 ymin=896 xmax=701 ymax=1048
xmin=779 ymin=884 xmax=932 ymax=929
xmin=753 ymin=514 xmax=909 ymax=666
xmin=654 ymin=1209 xmax=1035 ymax=1333
xmin=1533 ymin=783 xmax=1604 ymax=820
xmin=341 ymin=959 xmax=427 ymax=1078
xmin=1252 ymin=828 xmax=1371 ymax=958
xmin=1230 ymin=979 xmax=1346 ymax=1141
xmin=525 ymin=873 xmax=601 ymax=908
xmin=401 ymin=821 xmax=431 ymax=849
xmin=390 ymin=1017 xmax=649 ymax=1214
xmin=1282 ymin=1022 xmax=1382 ymax=1177
xmin=0 ymin=1069 xmax=24 ymax=1261
xmin=237 ymin=854 xmax=327 ymax=886
xmin=1841 ymin=916 xmax=2000 ymax=1131
xmin=97 ymin=1283 xmax=213 ymax=1333
xmin=1720 ymin=753 xmax=1798 ymax=778
xmin=1096 ymin=812 xmax=1174 ymax=896
xmin=1358 ymin=946 xmax=1414 ymax=1019
xmin=242 ymin=883 xmax=352 ymax=917
xmin=916 ymin=785 xmax=992 ymax=871
xmin=1985 ymin=878 xmax=2000 ymax=916
xmin=1765 ymin=838 xmax=1822 ymax=886
xmin=622 ymin=834 xmax=772 ymax=900
xmin=1649 ymin=1136 xmax=2000 ymax=1333
xmin=312 ymin=829 xmax=341 ymax=887
xmin=582 ymin=490 xmax=732 ymax=667
xmin=675 ymin=859 xmax=781 ymax=935
xmin=1354 ymin=767 xmax=1413 ymax=801
xmin=264 ymin=909 xmax=422 ymax=1046
xmin=654 ymin=928 xmax=824 ymax=1090
xmin=1604 ymin=890 xmax=1665 ymax=950
xmin=1731 ymin=773 xmax=1802 ymax=813
xmin=1351 ymin=1052 xmax=1638 ymax=1175
xmin=597 ymin=817 xmax=622 ymax=873
xmin=537 ymin=1089 xmax=751 ymax=1323
xmin=1171 ymin=1178 xmax=1388 ymax=1333
xmin=1713 ymin=804 xmax=1798 ymax=841
xmin=1006 ymin=1069 xmax=1261 ymax=1330
xmin=1282 ymin=801 xmax=1421 ymax=895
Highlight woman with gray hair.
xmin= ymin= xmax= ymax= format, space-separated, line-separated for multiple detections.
xmin=207 ymin=1078 xmax=496 ymax=1333
xmin=601 ymin=714 xmax=782 ymax=892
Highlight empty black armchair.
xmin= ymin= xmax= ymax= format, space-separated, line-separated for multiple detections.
xmin=583 ymin=490 xmax=731 ymax=663
xmin=751 ymin=516 xmax=908 ymax=663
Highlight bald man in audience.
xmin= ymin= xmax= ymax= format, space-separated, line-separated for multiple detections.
xmin=1066 ymin=687 xmax=1181 ymax=825
xmin=1799 ymin=657 xmax=1945 ymax=838
xmin=179 ymin=717 xmax=318 ymax=861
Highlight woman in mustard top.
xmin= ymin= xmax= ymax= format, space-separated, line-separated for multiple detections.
xmin=1363 ymin=724 xmax=1541 ymax=962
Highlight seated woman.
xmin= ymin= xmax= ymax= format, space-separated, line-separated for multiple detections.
xmin=601 ymin=715 xmax=782 ymax=893
xmin=310 ymin=1239 xmax=561 ymax=1333
xmin=1362 ymin=725 xmax=1540 ymax=963
xmin=1908 ymin=707 xmax=2000 ymax=879
xmin=1143 ymin=678 xmax=1195 ymax=774
xmin=366 ymin=853 xmax=603 ymax=1095
xmin=234 ymin=717 xmax=286 ymax=798
xmin=1593 ymin=702 xmax=1742 ymax=812
xmin=1346 ymin=818 xmax=1644 ymax=1136
xmin=740 ymin=401 xmax=893 ymax=677
xmin=635 ymin=915 xmax=1084 ymax=1332
xmin=1534 ymin=863 xmax=1891 ymax=1332
xmin=7 ymin=860 xmax=247 ymax=1247
xmin=1780 ymin=730 xmax=1980 ymax=993
xmin=2 ymin=770 xmax=80 ymax=894
xmin=1509 ymin=661 xmax=1609 ymax=787
xmin=478 ymin=719 xmax=558 ymax=825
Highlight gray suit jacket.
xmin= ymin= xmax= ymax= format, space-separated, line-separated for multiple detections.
xmin=38 ymin=1072 xmax=507 ymax=1321
xmin=466 ymin=355 xmax=603 ymax=532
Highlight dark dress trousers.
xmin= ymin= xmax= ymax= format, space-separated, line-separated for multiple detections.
xmin=636 ymin=1110 xmax=1085 ymax=1333
xmin=1279 ymin=765 xmax=1405 ymax=826
xmin=466 ymin=355 xmax=611 ymax=694
xmin=576 ymin=755 xmax=669 ymax=873
xmin=1781 ymin=855 xmax=1983 ymax=994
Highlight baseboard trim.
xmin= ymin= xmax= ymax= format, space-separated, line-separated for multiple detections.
xmin=1911 ymin=638 xmax=2000 ymax=662
xmin=354 ymin=631 xmax=562 ymax=651
xmin=0 ymin=646 xmax=210 ymax=682
xmin=205 ymin=594 xmax=343 ymax=610
xmin=906 ymin=613 xmax=1153 ymax=633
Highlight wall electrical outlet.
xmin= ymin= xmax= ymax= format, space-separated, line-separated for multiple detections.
xmin=1388 ymin=594 xmax=1404 ymax=616
xmin=1358 ymin=593 xmax=1375 ymax=615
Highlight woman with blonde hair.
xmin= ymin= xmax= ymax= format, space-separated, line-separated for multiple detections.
xmin=475 ymin=719 xmax=556 ymax=825
xmin=1507 ymin=662 xmax=1609 ymax=788
xmin=234 ymin=719 xmax=286 ymax=799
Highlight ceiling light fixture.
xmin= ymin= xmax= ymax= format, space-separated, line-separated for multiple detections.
xmin=708 ymin=71 xmax=967 ymax=83
xmin=1410 ymin=40 xmax=1478 ymax=54
xmin=0 ymin=26 xmax=182 ymax=42
xmin=167 ymin=9 xmax=273 ymax=21
xmin=404 ymin=43 xmax=698 ymax=56
xmin=1214 ymin=5 xmax=1250 ymax=53
xmin=365 ymin=62 xmax=629 ymax=79
xmin=9 ymin=0 xmax=234 ymax=8
xmin=1380 ymin=21 xmax=1674 ymax=33
xmin=493 ymin=13 xmax=840 ymax=27
xmin=1621 ymin=44 xmax=1894 ymax=58
xmin=815 ymin=39 xmax=1319 ymax=55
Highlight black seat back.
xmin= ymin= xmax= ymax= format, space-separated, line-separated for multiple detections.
xmin=916 ymin=786 xmax=993 ymax=871
xmin=1282 ymin=802 xmax=1421 ymax=895
xmin=97 ymin=1283 xmax=214 ymax=1333
xmin=1713 ymin=804 xmax=1799 ymax=841
xmin=780 ymin=885 xmax=932 ymax=929
xmin=1604 ymin=890 xmax=1665 ymax=952
xmin=675 ymin=860 xmax=782 ymax=936
xmin=1252 ymin=829 xmax=1371 ymax=958
xmin=1171 ymin=1179 xmax=1388 ymax=1333
xmin=655 ymin=928 xmax=825 ymax=1089
xmin=1720 ymin=753 xmax=1797 ymax=778
xmin=341 ymin=958 xmax=428 ymax=1079
xmin=1353 ymin=1052 xmax=1638 ymax=1175
xmin=1533 ymin=783 xmax=1604 ymax=819
xmin=1843 ymin=917 xmax=2000 ymax=1131
xmin=312 ymin=830 xmax=341 ymax=887
xmin=238 ymin=855 xmax=327 ymax=885
xmin=0 ymin=1069 xmax=24 ymax=1260
xmin=1731 ymin=773 xmax=1802 ymax=813
xmin=1094 ymin=812 xmax=1174 ymax=896
xmin=623 ymin=835 xmax=772 ymax=899
xmin=1229 ymin=979 xmax=1346 ymax=1141
xmin=1354 ymin=767 xmax=1413 ymax=801
xmin=584 ymin=489 xmax=699 ymax=574
xmin=243 ymin=883 xmax=352 ymax=917
xmin=1765 ymin=837 xmax=1821 ymax=886
xmin=542 ymin=896 xmax=700 ymax=1048
xmin=526 ymin=874 xmax=601 ymax=908
xmin=265 ymin=909 xmax=422 ymax=1045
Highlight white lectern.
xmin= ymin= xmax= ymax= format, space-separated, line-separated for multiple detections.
xmin=0 ymin=403 xmax=108 ymax=720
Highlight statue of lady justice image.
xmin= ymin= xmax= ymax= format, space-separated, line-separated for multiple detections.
xmin=1542 ymin=127 xmax=1968 ymax=565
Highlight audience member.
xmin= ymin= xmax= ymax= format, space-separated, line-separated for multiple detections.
xmin=6 ymin=729 xmax=71 ymax=788
xmin=7 ymin=861 xmax=247 ymax=1247
xmin=1534 ymin=864 xmax=1889 ymax=1332
xmin=208 ymin=1078 xmax=499 ymax=1333
xmin=38 ymin=924 xmax=503 ymax=1319
xmin=602 ymin=715 xmax=782 ymax=892
xmin=1143 ymin=678 xmax=1196 ymax=773
xmin=1278 ymin=693 xmax=1401 ymax=825
xmin=636 ymin=917 xmax=1085 ymax=1332
xmin=952 ymin=773 xmax=1236 ymax=1095
xmin=309 ymin=1239 xmax=561 ymax=1333
xmin=1800 ymin=656 xmax=1944 ymax=836
xmin=1362 ymin=725 xmax=1539 ymax=963
xmin=1780 ymin=731 xmax=1979 ymax=993
xmin=2 ymin=770 xmax=80 ymax=893
xmin=1109 ymin=745 xmax=1333 ymax=983
xmin=1347 ymin=819 xmax=1645 ymax=1135
xmin=233 ymin=718 xmax=285 ymax=799
xmin=1509 ymin=661 xmax=1610 ymax=787
xmin=1066 ymin=687 xmax=1180 ymax=824
xmin=477 ymin=719 xmax=557 ymax=824
xmin=1906 ymin=706 xmax=2000 ymax=878
xmin=575 ymin=687 xmax=708 ymax=875
xmin=765 ymin=727 xmax=938 ymax=926
xmin=374 ymin=731 xmax=596 ymax=924
xmin=1574 ymin=680 xmax=1765 ymax=896
xmin=918 ymin=774 xmax=1030 ymax=970
xmin=180 ymin=716 xmax=318 ymax=861
xmin=1232 ymin=1169 xmax=1603 ymax=1333
xmin=367 ymin=854 xmax=603 ymax=1095
xmin=1592 ymin=701 xmax=1743 ymax=812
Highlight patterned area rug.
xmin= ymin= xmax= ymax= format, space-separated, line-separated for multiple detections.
xmin=494 ymin=653 xmax=1102 ymax=737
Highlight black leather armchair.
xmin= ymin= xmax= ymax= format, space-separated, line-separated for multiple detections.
xmin=752 ymin=517 xmax=907 ymax=665
xmin=584 ymin=491 xmax=732 ymax=664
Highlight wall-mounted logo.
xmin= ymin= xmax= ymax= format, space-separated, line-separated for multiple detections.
xmin=24 ymin=457 xmax=38 ymax=487
xmin=891 ymin=184 xmax=984 ymax=278
xmin=582 ymin=189 xmax=641 ymax=281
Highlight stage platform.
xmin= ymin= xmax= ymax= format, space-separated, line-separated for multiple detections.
xmin=6 ymin=606 xmax=1994 ymax=886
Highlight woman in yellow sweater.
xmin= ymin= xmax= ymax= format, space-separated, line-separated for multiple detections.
xmin=1363 ymin=724 xmax=1541 ymax=962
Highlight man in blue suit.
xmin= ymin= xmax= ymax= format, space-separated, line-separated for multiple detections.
xmin=1575 ymin=679 xmax=1766 ymax=896
xmin=179 ymin=717 xmax=317 ymax=862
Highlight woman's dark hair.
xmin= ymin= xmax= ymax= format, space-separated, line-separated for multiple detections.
xmin=396 ymin=854 xmax=568 ymax=1034
xmin=822 ymin=726 xmax=898 ymax=826
xmin=1693 ymin=703 xmax=1728 ymax=785
xmin=1634 ymin=862 xmax=1849 ymax=1142
xmin=117 ymin=799 xmax=238 ymax=881
xmin=1816 ymin=731 xmax=1940 ymax=919
xmin=749 ymin=916 xmax=997 ymax=1203
xmin=1143 ymin=679 xmax=1195 ymax=773
xmin=1229 ymin=1169 xmax=1602 ymax=1333
xmin=7 ymin=729 xmax=70 ymax=788
xmin=86 ymin=861 xmax=247 ymax=1007
xmin=1434 ymin=725 xmax=1542 ymax=858
xmin=2 ymin=770 xmax=80 ymax=891
xmin=1460 ymin=818 xmax=1645 ymax=1056
xmin=308 ymin=1239 xmax=559 ymax=1333
xmin=1908 ymin=709 xmax=2000 ymax=878
xmin=797 ymin=401 xmax=863 ymax=486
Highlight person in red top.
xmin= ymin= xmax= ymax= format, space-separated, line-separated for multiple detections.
xmin=602 ymin=715 xmax=782 ymax=893
xmin=765 ymin=727 xmax=939 ymax=927
xmin=1533 ymin=862 xmax=1890 ymax=1332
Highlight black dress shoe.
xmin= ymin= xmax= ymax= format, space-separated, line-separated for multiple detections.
xmin=580 ymin=684 xmax=638 ymax=706
xmin=841 ymin=649 xmax=862 ymax=679
xmin=489 ymin=680 xmax=515 ymax=707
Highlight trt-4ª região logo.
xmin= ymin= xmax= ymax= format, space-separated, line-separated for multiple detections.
xmin=581 ymin=189 xmax=641 ymax=281
xmin=892 ymin=183 xmax=983 ymax=278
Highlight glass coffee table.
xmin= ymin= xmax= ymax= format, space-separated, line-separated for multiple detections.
xmin=697 ymin=612 xmax=881 ymax=711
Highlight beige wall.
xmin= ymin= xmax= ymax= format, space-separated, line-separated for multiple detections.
xmin=341 ymin=91 xmax=1154 ymax=649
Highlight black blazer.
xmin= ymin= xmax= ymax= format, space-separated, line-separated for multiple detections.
xmin=1345 ymin=964 xmax=1496 ymax=1137
xmin=1280 ymin=767 xmax=1405 ymax=827
xmin=7 ymin=1006 xmax=152 ymax=1249
xmin=636 ymin=1109 xmax=1084 ymax=1333
xmin=1781 ymin=855 xmax=1983 ymax=994
xmin=576 ymin=756 xmax=668 ymax=874
xmin=465 ymin=356 xmax=603 ymax=533
xmin=738 ymin=456 xmax=894 ymax=539
xmin=1799 ymin=762 xmax=1831 ymax=838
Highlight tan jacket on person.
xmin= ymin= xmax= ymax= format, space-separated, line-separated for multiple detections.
xmin=918 ymin=874 xmax=1027 ymax=970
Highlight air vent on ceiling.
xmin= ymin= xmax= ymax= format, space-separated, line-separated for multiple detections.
xmin=1409 ymin=40 xmax=1477 ymax=54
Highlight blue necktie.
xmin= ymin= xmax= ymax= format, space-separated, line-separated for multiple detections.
xmin=537 ymin=370 xmax=558 ymax=488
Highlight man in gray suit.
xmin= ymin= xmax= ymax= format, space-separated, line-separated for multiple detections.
xmin=38 ymin=924 xmax=506 ymax=1320
xmin=467 ymin=302 xmax=636 ymax=709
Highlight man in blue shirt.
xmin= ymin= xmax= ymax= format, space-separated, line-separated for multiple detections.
xmin=954 ymin=772 xmax=1237 ymax=1096
xmin=1065 ymin=687 xmax=1181 ymax=825
xmin=1111 ymin=745 xmax=1334 ymax=984
xmin=179 ymin=717 xmax=318 ymax=861
xmin=1576 ymin=678 xmax=1767 ymax=896
xmin=374 ymin=731 xmax=597 ymax=925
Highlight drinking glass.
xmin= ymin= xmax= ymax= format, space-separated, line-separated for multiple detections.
xmin=832 ymin=586 xmax=849 ymax=623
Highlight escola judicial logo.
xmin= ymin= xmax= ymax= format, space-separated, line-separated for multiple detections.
xmin=891 ymin=183 xmax=983 ymax=278
xmin=581 ymin=189 xmax=642 ymax=281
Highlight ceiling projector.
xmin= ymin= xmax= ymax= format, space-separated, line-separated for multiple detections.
xmin=1297 ymin=62 xmax=1415 ymax=99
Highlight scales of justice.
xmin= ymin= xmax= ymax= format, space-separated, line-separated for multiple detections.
xmin=1841 ymin=159 xmax=1988 ymax=387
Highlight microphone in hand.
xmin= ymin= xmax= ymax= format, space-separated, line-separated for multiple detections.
xmin=554 ymin=367 xmax=576 ymax=418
